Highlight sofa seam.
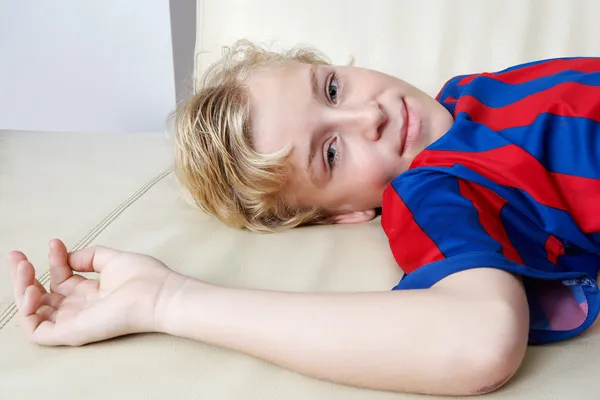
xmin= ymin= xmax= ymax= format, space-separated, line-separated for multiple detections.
xmin=0 ymin=167 xmax=173 ymax=331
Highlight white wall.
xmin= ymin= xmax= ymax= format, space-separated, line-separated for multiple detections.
xmin=0 ymin=0 xmax=176 ymax=133
xmin=170 ymin=0 xmax=196 ymax=103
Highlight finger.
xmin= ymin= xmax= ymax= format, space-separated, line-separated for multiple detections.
xmin=20 ymin=284 xmax=42 ymax=317
xmin=13 ymin=261 xmax=36 ymax=307
xmin=8 ymin=251 xmax=47 ymax=294
xmin=20 ymin=286 xmax=43 ymax=334
xmin=49 ymin=239 xmax=73 ymax=291
xmin=68 ymin=245 xmax=120 ymax=274
xmin=36 ymin=305 xmax=57 ymax=323
xmin=28 ymin=321 xmax=62 ymax=346
xmin=48 ymin=239 xmax=85 ymax=296
xmin=7 ymin=251 xmax=27 ymax=283
xmin=20 ymin=313 xmax=46 ymax=343
xmin=40 ymin=293 xmax=64 ymax=309
xmin=19 ymin=287 xmax=62 ymax=346
xmin=31 ymin=279 xmax=47 ymax=294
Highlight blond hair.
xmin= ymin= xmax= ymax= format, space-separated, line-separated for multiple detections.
xmin=171 ymin=40 xmax=334 ymax=233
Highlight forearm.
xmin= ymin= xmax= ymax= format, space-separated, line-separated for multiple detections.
xmin=156 ymin=270 xmax=528 ymax=395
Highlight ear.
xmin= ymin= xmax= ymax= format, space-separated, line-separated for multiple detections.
xmin=331 ymin=209 xmax=377 ymax=224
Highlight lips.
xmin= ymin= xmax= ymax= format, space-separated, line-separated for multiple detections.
xmin=400 ymin=97 xmax=420 ymax=155
xmin=399 ymin=98 xmax=410 ymax=155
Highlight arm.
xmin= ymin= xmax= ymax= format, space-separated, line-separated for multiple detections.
xmin=157 ymin=267 xmax=529 ymax=396
xmin=8 ymin=240 xmax=528 ymax=396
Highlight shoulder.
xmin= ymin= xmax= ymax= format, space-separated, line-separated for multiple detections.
xmin=435 ymin=57 xmax=600 ymax=103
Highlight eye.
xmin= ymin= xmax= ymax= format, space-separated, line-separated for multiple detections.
xmin=325 ymin=138 xmax=339 ymax=169
xmin=326 ymin=73 xmax=339 ymax=104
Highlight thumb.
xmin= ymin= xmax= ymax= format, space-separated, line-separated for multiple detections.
xmin=67 ymin=244 xmax=121 ymax=274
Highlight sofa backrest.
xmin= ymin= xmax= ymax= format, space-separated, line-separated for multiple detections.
xmin=195 ymin=0 xmax=600 ymax=96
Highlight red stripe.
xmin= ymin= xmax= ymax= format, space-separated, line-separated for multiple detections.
xmin=455 ymin=82 xmax=600 ymax=131
xmin=458 ymin=180 xmax=524 ymax=265
xmin=413 ymin=146 xmax=600 ymax=233
xmin=459 ymin=58 xmax=600 ymax=85
xmin=552 ymin=172 xmax=600 ymax=233
xmin=381 ymin=186 xmax=444 ymax=274
xmin=544 ymin=235 xmax=565 ymax=264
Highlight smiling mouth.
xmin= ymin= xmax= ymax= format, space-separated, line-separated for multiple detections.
xmin=400 ymin=98 xmax=410 ymax=155
xmin=400 ymin=97 xmax=421 ymax=156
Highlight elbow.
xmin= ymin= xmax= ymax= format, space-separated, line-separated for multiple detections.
xmin=465 ymin=342 xmax=525 ymax=395
xmin=459 ymin=301 xmax=529 ymax=395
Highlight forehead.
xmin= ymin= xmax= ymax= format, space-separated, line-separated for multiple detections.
xmin=246 ymin=60 xmax=312 ymax=156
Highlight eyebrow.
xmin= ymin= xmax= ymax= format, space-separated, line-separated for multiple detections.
xmin=310 ymin=63 xmax=319 ymax=100
xmin=306 ymin=64 xmax=322 ymax=187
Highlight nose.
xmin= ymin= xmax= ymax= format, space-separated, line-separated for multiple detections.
xmin=333 ymin=101 xmax=386 ymax=141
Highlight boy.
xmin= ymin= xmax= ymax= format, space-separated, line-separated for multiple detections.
xmin=7 ymin=40 xmax=600 ymax=396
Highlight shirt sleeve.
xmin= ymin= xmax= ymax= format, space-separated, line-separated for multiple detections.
xmin=381 ymin=169 xmax=591 ymax=290
xmin=382 ymin=169 xmax=600 ymax=343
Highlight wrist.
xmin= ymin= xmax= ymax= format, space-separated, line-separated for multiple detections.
xmin=151 ymin=271 xmax=194 ymax=334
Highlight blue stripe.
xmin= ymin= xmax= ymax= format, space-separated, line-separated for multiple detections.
xmin=590 ymin=233 xmax=600 ymax=247
xmin=392 ymin=171 xmax=504 ymax=258
xmin=426 ymin=115 xmax=512 ymax=153
xmin=428 ymin=113 xmax=600 ymax=181
xmin=404 ymin=164 xmax=600 ymax=255
xmin=498 ymin=114 xmax=600 ymax=179
xmin=491 ymin=58 xmax=560 ymax=74
xmin=492 ymin=57 xmax=597 ymax=74
xmin=438 ymin=57 xmax=581 ymax=103
xmin=457 ymin=71 xmax=600 ymax=108
xmin=438 ymin=74 xmax=471 ymax=103
xmin=499 ymin=205 xmax=557 ymax=273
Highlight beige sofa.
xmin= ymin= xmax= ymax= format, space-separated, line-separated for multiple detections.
xmin=2 ymin=0 xmax=600 ymax=398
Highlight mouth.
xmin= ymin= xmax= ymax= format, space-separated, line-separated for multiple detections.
xmin=400 ymin=97 xmax=421 ymax=156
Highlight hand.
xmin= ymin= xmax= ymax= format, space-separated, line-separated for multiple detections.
xmin=7 ymin=239 xmax=187 ymax=346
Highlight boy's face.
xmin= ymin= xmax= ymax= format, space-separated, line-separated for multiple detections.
xmin=247 ymin=61 xmax=453 ymax=223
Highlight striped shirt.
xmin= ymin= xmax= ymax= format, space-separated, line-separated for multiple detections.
xmin=382 ymin=57 xmax=600 ymax=343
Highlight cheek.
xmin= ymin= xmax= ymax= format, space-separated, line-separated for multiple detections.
xmin=350 ymin=147 xmax=395 ymax=184
xmin=355 ymin=163 xmax=391 ymax=192
xmin=354 ymin=168 xmax=389 ymax=208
